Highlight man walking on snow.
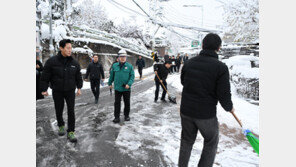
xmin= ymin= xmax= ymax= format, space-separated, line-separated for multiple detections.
xmin=108 ymin=49 xmax=135 ymax=123
xmin=136 ymin=55 xmax=145 ymax=79
xmin=178 ymin=33 xmax=235 ymax=167
xmin=154 ymin=61 xmax=172 ymax=103
xmin=84 ymin=54 xmax=105 ymax=104
xmin=40 ymin=39 xmax=83 ymax=143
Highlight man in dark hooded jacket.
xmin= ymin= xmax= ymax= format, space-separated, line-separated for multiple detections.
xmin=178 ymin=33 xmax=235 ymax=167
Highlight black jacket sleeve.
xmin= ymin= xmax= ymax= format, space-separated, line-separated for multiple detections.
xmin=76 ymin=64 xmax=83 ymax=89
xmin=153 ymin=64 xmax=159 ymax=71
xmin=37 ymin=60 xmax=43 ymax=72
xmin=84 ymin=64 xmax=90 ymax=79
xmin=40 ymin=59 xmax=52 ymax=92
xmin=100 ymin=65 xmax=105 ymax=79
xmin=143 ymin=59 xmax=145 ymax=67
xmin=216 ymin=64 xmax=233 ymax=112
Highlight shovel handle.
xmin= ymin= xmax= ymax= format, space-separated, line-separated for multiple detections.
xmin=155 ymin=72 xmax=170 ymax=96
xmin=231 ymin=111 xmax=243 ymax=127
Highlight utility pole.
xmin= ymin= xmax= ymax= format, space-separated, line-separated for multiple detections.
xmin=49 ymin=0 xmax=54 ymax=57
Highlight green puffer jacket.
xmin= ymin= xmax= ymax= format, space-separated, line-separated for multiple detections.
xmin=108 ymin=62 xmax=135 ymax=92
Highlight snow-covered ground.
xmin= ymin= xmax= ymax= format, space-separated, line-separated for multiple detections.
xmin=115 ymin=73 xmax=259 ymax=167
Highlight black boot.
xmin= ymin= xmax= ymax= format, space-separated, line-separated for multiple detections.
xmin=95 ymin=97 xmax=98 ymax=104
xmin=125 ymin=116 xmax=130 ymax=121
xmin=113 ymin=118 xmax=120 ymax=123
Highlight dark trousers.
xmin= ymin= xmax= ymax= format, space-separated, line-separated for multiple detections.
xmin=155 ymin=80 xmax=167 ymax=101
xmin=173 ymin=65 xmax=177 ymax=73
xmin=177 ymin=64 xmax=181 ymax=72
xmin=90 ymin=79 xmax=101 ymax=100
xmin=138 ymin=67 xmax=143 ymax=79
xmin=178 ymin=114 xmax=219 ymax=167
xmin=114 ymin=90 xmax=131 ymax=118
xmin=52 ymin=90 xmax=76 ymax=132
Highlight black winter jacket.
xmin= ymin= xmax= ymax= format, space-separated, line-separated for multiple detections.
xmin=84 ymin=62 xmax=105 ymax=80
xmin=154 ymin=64 xmax=170 ymax=82
xmin=180 ymin=50 xmax=233 ymax=119
xmin=40 ymin=52 xmax=83 ymax=92
xmin=136 ymin=58 xmax=145 ymax=68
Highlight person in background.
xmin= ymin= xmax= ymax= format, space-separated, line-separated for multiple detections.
xmin=168 ymin=56 xmax=173 ymax=74
xmin=136 ymin=55 xmax=145 ymax=80
xmin=176 ymin=54 xmax=182 ymax=73
xmin=108 ymin=49 xmax=135 ymax=123
xmin=40 ymin=39 xmax=83 ymax=143
xmin=36 ymin=55 xmax=44 ymax=100
xmin=84 ymin=55 xmax=105 ymax=104
xmin=182 ymin=53 xmax=189 ymax=64
xmin=178 ymin=33 xmax=234 ymax=166
xmin=109 ymin=56 xmax=119 ymax=74
xmin=164 ymin=52 xmax=170 ymax=62
xmin=171 ymin=55 xmax=176 ymax=73
xmin=151 ymin=51 xmax=159 ymax=62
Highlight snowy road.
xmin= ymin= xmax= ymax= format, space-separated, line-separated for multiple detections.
xmin=36 ymin=72 xmax=259 ymax=167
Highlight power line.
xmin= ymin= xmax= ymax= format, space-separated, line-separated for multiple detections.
xmin=132 ymin=0 xmax=197 ymax=41
xmin=107 ymin=0 xmax=146 ymax=17
xmin=107 ymin=0 xmax=221 ymax=33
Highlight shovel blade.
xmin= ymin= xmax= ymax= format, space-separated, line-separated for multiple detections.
xmin=168 ymin=95 xmax=177 ymax=104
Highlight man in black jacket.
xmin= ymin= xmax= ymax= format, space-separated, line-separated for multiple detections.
xmin=136 ymin=56 xmax=145 ymax=79
xmin=178 ymin=33 xmax=234 ymax=167
xmin=40 ymin=39 xmax=83 ymax=143
xmin=154 ymin=61 xmax=172 ymax=102
xmin=84 ymin=55 xmax=105 ymax=104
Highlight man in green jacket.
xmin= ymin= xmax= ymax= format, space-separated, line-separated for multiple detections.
xmin=108 ymin=49 xmax=135 ymax=123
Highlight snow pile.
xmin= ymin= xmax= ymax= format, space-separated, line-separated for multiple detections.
xmin=223 ymin=55 xmax=259 ymax=79
xmin=166 ymin=73 xmax=183 ymax=92
xmin=222 ymin=55 xmax=259 ymax=100
xmin=72 ymin=46 xmax=93 ymax=56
